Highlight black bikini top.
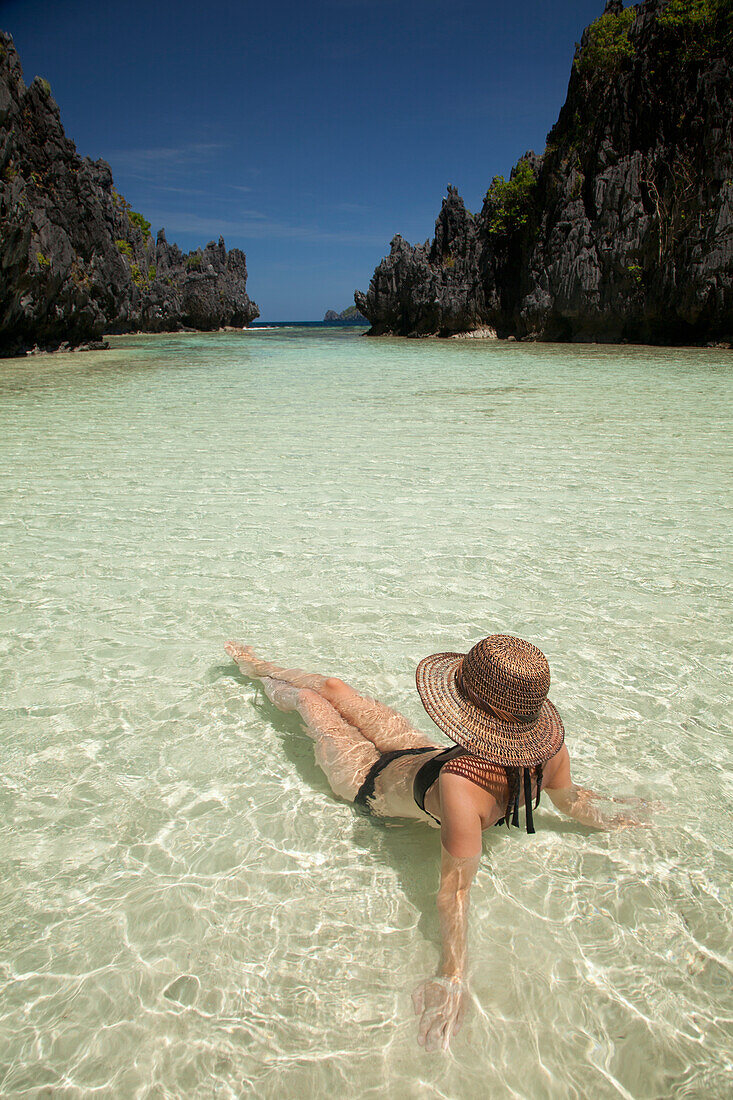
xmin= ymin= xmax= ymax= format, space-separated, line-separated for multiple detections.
xmin=413 ymin=747 xmax=541 ymax=833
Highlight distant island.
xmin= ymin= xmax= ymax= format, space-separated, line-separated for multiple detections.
xmin=323 ymin=306 xmax=369 ymax=324
xmin=355 ymin=0 xmax=732 ymax=345
xmin=0 ymin=31 xmax=258 ymax=357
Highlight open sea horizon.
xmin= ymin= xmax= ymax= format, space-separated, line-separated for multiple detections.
xmin=1 ymin=326 xmax=731 ymax=1097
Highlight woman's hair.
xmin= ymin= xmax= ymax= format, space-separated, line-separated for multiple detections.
xmin=505 ymin=764 xmax=542 ymax=833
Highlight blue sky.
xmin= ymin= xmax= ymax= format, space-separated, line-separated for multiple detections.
xmin=4 ymin=0 xmax=607 ymax=319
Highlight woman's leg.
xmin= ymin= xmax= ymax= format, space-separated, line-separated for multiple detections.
xmin=258 ymin=677 xmax=380 ymax=803
xmin=319 ymin=677 xmax=437 ymax=752
xmin=226 ymin=642 xmax=437 ymax=753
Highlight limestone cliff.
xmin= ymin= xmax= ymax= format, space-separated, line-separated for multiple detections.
xmin=356 ymin=0 xmax=733 ymax=344
xmin=0 ymin=31 xmax=259 ymax=357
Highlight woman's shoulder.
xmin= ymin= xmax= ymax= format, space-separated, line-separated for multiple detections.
xmin=542 ymin=742 xmax=571 ymax=788
xmin=439 ymin=760 xmax=503 ymax=827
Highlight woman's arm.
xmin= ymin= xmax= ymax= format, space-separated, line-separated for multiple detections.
xmin=545 ymin=745 xmax=651 ymax=830
xmin=412 ymin=777 xmax=482 ymax=1051
xmin=435 ymin=843 xmax=481 ymax=980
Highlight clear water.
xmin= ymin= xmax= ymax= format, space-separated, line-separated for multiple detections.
xmin=1 ymin=328 xmax=731 ymax=1098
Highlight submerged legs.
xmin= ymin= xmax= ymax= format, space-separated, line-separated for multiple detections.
xmin=225 ymin=642 xmax=436 ymax=753
xmin=318 ymin=677 xmax=436 ymax=752
xmin=257 ymin=676 xmax=379 ymax=802
xmin=225 ymin=641 xmax=439 ymax=800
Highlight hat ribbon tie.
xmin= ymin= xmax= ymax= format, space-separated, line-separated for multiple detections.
xmin=455 ymin=663 xmax=541 ymax=726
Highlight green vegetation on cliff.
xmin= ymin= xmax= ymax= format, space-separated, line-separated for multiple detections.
xmin=658 ymin=0 xmax=733 ymax=61
xmin=484 ymin=160 xmax=537 ymax=238
xmin=127 ymin=209 xmax=151 ymax=238
xmin=574 ymin=7 xmax=635 ymax=82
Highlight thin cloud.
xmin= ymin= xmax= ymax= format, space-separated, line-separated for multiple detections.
xmin=104 ymin=142 xmax=227 ymax=178
xmin=326 ymin=0 xmax=467 ymax=8
xmin=333 ymin=201 xmax=370 ymax=214
xmin=146 ymin=210 xmax=385 ymax=246
xmin=146 ymin=184 xmax=209 ymax=196
xmin=326 ymin=0 xmax=404 ymax=6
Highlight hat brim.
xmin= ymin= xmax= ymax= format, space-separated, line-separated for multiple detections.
xmin=416 ymin=651 xmax=564 ymax=767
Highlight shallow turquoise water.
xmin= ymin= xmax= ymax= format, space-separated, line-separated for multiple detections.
xmin=1 ymin=328 xmax=731 ymax=1098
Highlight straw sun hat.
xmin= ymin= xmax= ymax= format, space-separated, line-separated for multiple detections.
xmin=416 ymin=634 xmax=565 ymax=768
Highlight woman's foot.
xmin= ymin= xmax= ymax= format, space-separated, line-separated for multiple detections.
xmin=225 ymin=641 xmax=258 ymax=676
xmin=224 ymin=642 xmax=328 ymax=692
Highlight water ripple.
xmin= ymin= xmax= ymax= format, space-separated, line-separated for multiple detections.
xmin=0 ymin=331 xmax=731 ymax=1097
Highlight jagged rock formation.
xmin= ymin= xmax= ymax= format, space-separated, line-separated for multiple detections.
xmin=0 ymin=31 xmax=258 ymax=357
xmin=323 ymin=305 xmax=369 ymax=323
xmin=356 ymin=0 xmax=733 ymax=344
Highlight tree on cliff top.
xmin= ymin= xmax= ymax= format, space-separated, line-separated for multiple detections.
xmin=483 ymin=160 xmax=538 ymax=239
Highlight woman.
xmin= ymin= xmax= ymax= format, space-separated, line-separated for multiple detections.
xmin=225 ymin=633 xmax=642 ymax=1052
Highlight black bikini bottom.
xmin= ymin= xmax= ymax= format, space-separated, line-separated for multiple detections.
xmin=353 ymin=746 xmax=436 ymax=811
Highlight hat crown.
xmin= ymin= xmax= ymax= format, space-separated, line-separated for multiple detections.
xmin=462 ymin=635 xmax=550 ymax=720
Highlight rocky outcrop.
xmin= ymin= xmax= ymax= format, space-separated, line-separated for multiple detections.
xmin=0 ymin=31 xmax=258 ymax=357
xmin=323 ymin=305 xmax=369 ymax=323
xmin=356 ymin=0 xmax=733 ymax=344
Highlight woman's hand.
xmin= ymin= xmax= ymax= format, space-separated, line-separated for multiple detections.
xmin=412 ymin=976 xmax=467 ymax=1052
